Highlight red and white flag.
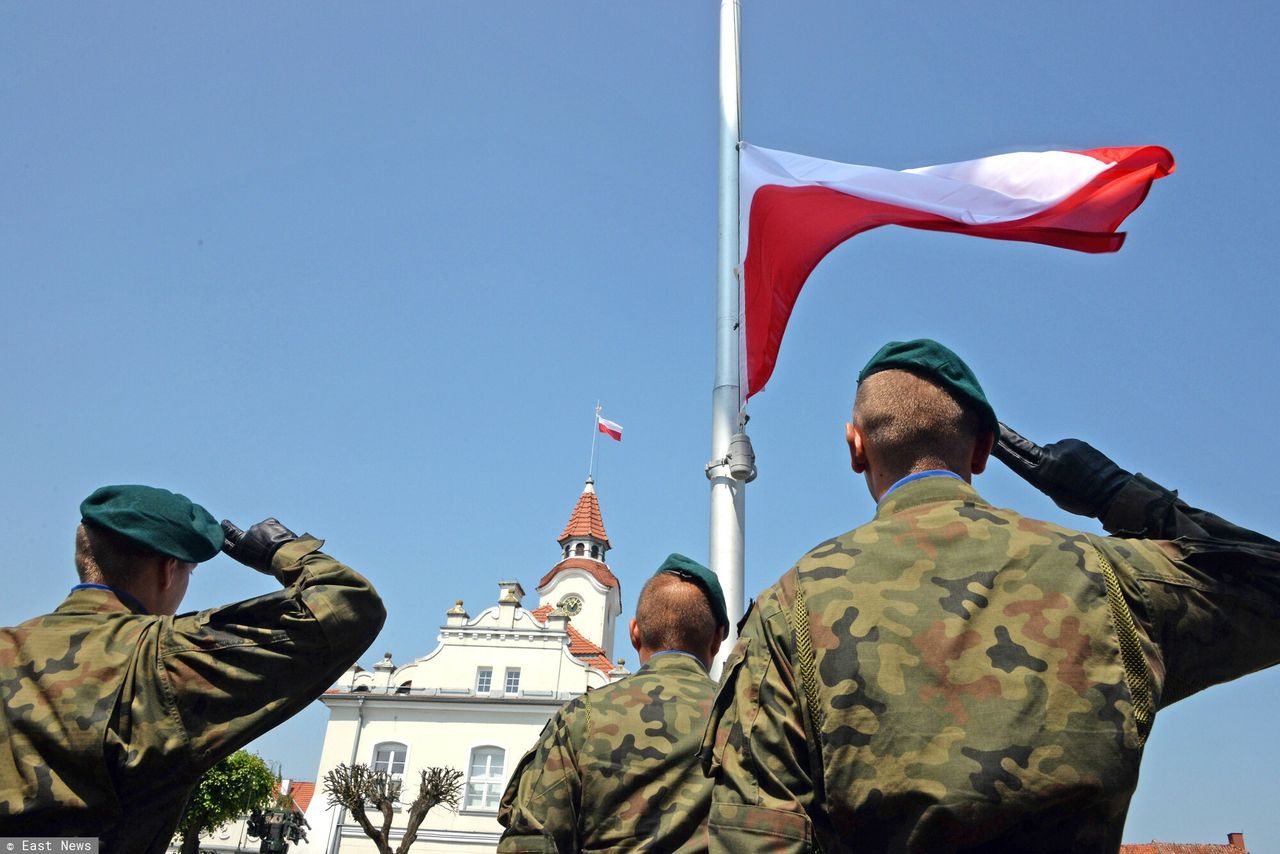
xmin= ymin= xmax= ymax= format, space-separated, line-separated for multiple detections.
xmin=739 ymin=143 xmax=1175 ymax=400
xmin=597 ymin=417 xmax=623 ymax=442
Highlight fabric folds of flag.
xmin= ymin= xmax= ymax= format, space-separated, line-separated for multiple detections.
xmin=597 ymin=417 xmax=623 ymax=442
xmin=739 ymin=143 xmax=1175 ymax=400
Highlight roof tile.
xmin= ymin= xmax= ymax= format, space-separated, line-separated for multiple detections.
xmin=529 ymin=605 xmax=614 ymax=674
xmin=538 ymin=557 xmax=619 ymax=591
xmin=287 ymin=781 xmax=315 ymax=813
xmin=557 ymin=482 xmax=610 ymax=547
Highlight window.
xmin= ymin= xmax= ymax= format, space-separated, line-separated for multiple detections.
xmin=372 ymin=742 xmax=407 ymax=801
xmin=464 ymin=747 xmax=505 ymax=812
xmin=574 ymin=543 xmax=585 ymax=556
xmin=591 ymin=545 xmax=600 ymax=559
xmin=373 ymin=742 xmax=407 ymax=776
xmin=504 ymin=668 xmax=521 ymax=695
xmin=476 ymin=667 xmax=493 ymax=695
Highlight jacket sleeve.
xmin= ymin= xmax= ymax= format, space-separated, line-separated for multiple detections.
xmin=160 ymin=536 xmax=386 ymax=768
xmin=496 ymin=704 xmax=583 ymax=853
xmin=1097 ymin=476 xmax=1280 ymax=707
xmin=703 ymin=577 xmax=817 ymax=854
xmin=1104 ymin=473 xmax=1280 ymax=554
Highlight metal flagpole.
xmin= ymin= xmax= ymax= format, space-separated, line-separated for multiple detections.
xmin=707 ymin=0 xmax=745 ymax=674
xmin=589 ymin=402 xmax=601 ymax=478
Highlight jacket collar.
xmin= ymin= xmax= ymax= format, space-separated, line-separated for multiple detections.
xmin=61 ymin=584 xmax=150 ymax=616
xmin=875 ymin=475 xmax=989 ymax=519
xmin=643 ymin=650 xmax=710 ymax=674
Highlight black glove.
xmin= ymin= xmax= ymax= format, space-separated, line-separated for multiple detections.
xmin=993 ymin=422 xmax=1133 ymax=518
xmin=221 ymin=518 xmax=300 ymax=574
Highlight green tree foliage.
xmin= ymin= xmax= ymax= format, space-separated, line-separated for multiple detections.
xmin=322 ymin=762 xmax=463 ymax=854
xmin=175 ymin=750 xmax=277 ymax=854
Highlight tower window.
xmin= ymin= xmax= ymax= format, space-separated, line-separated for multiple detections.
xmin=591 ymin=545 xmax=600 ymax=559
xmin=575 ymin=543 xmax=585 ymax=556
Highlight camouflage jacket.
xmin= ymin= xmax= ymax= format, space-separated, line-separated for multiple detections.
xmin=498 ymin=651 xmax=718 ymax=853
xmin=702 ymin=475 xmax=1280 ymax=853
xmin=0 ymin=536 xmax=385 ymax=852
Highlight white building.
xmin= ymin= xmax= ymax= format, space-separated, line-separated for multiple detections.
xmin=300 ymin=478 xmax=628 ymax=853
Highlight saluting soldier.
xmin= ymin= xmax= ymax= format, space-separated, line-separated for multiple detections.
xmin=0 ymin=485 xmax=386 ymax=851
xmin=703 ymin=339 xmax=1280 ymax=853
xmin=498 ymin=554 xmax=729 ymax=853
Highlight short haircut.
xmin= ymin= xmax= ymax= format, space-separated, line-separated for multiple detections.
xmin=75 ymin=521 xmax=159 ymax=585
xmin=854 ymin=369 xmax=984 ymax=475
xmin=635 ymin=573 xmax=719 ymax=657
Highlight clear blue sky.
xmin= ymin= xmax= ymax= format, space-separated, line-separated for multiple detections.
xmin=3 ymin=2 xmax=1277 ymax=848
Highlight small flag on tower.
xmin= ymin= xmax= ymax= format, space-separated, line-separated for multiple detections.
xmin=597 ymin=417 xmax=624 ymax=442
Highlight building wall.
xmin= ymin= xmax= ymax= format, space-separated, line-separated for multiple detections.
xmin=303 ymin=697 xmax=564 ymax=853
xmin=298 ymin=583 xmax=623 ymax=854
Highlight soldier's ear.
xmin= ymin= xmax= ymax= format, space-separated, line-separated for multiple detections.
xmin=629 ymin=618 xmax=643 ymax=655
xmin=971 ymin=430 xmax=995 ymax=475
xmin=847 ymin=423 xmax=869 ymax=473
xmin=156 ymin=557 xmax=180 ymax=591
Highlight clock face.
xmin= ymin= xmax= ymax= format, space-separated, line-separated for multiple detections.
xmin=559 ymin=594 xmax=584 ymax=616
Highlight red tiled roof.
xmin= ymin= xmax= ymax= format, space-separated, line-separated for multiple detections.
xmin=566 ymin=623 xmax=614 ymax=675
xmin=287 ymin=781 xmax=315 ymax=813
xmin=538 ymin=557 xmax=619 ymax=591
xmin=1120 ymin=836 xmax=1247 ymax=854
xmin=557 ymin=481 xmax=610 ymax=547
xmin=530 ymin=605 xmax=614 ymax=675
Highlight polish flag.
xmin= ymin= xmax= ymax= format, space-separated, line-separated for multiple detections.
xmin=740 ymin=143 xmax=1175 ymax=399
xmin=597 ymin=417 xmax=623 ymax=442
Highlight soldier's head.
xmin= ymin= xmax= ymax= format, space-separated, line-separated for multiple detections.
xmin=629 ymin=554 xmax=728 ymax=668
xmin=75 ymin=485 xmax=222 ymax=615
xmin=848 ymin=340 xmax=997 ymax=500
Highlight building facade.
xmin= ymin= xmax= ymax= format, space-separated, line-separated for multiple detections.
xmin=299 ymin=478 xmax=626 ymax=853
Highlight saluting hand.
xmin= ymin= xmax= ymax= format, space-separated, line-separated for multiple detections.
xmin=221 ymin=518 xmax=300 ymax=574
xmin=993 ymin=423 xmax=1133 ymax=519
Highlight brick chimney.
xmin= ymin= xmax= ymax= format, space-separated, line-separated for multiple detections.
xmin=1227 ymin=832 xmax=1245 ymax=850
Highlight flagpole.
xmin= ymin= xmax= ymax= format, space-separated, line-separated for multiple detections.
xmin=589 ymin=402 xmax=601 ymax=479
xmin=708 ymin=0 xmax=745 ymax=673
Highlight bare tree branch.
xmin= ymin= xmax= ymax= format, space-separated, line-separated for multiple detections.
xmin=322 ymin=762 xmax=463 ymax=854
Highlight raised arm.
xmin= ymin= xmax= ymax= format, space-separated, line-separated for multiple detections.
xmin=164 ymin=519 xmax=386 ymax=768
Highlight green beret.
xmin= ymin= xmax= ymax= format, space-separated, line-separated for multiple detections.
xmin=655 ymin=553 xmax=729 ymax=632
xmin=857 ymin=338 xmax=997 ymax=435
xmin=80 ymin=485 xmax=222 ymax=563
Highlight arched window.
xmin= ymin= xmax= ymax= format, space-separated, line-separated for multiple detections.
xmin=590 ymin=545 xmax=600 ymax=559
xmin=464 ymin=746 xmax=506 ymax=812
xmin=575 ymin=543 xmax=585 ymax=556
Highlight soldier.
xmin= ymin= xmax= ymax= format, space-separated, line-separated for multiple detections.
xmin=498 ymin=554 xmax=729 ymax=853
xmin=702 ymin=339 xmax=1280 ymax=853
xmin=0 ymin=485 xmax=386 ymax=852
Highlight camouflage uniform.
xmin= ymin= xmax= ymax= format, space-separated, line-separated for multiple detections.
xmin=499 ymin=651 xmax=718 ymax=852
xmin=702 ymin=474 xmax=1280 ymax=853
xmin=0 ymin=536 xmax=385 ymax=852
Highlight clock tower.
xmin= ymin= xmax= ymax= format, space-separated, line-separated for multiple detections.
xmin=535 ymin=476 xmax=622 ymax=661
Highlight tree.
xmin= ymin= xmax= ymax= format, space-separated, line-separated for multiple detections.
xmin=322 ymin=762 xmax=464 ymax=854
xmin=175 ymin=750 xmax=277 ymax=854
